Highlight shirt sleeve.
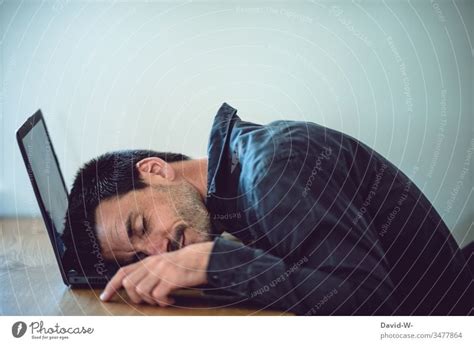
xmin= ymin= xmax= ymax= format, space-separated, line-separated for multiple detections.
xmin=206 ymin=147 xmax=398 ymax=315
xmin=207 ymin=237 xmax=396 ymax=315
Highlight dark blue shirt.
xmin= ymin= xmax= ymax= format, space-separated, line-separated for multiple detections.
xmin=204 ymin=103 xmax=473 ymax=315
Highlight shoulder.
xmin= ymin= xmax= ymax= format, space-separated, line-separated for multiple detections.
xmin=231 ymin=118 xmax=355 ymax=185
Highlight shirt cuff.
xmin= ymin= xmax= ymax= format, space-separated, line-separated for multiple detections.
xmin=206 ymin=236 xmax=256 ymax=296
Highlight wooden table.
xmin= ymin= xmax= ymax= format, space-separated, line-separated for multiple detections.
xmin=0 ymin=218 xmax=289 ymax=316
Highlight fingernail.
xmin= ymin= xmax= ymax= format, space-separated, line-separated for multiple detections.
xmin=100 ymin=292 xmax=106 ymax=301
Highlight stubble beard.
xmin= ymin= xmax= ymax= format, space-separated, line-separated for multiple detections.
xmin=156 ymin=182 xmax=211 ymax=244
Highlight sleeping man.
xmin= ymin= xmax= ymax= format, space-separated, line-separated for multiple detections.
xmin=62 ymin=103 xmax=473 ymax=315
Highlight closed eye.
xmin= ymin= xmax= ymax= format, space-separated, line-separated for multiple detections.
xmin=142 ymin=215 xmax=148 ymax=236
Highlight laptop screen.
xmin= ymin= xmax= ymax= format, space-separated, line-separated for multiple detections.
xmin=20 ymin=117 xmax=68 ymax=257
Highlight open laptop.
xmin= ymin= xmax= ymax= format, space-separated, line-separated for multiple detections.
xmin=17 ymin=110 xmax=114 ymax=287
xmin=16 ymin=110 xmax=238 ymax=301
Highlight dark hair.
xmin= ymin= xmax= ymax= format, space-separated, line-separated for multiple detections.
xmin=61 ymin=150 xmax=191 ymax=270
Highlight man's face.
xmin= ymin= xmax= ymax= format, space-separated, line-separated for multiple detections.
xmin=94 ymin=181 xmax=211 ymax=264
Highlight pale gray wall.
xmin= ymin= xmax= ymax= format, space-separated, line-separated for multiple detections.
xmin=1 ymin=0 xmax=473 ymax=246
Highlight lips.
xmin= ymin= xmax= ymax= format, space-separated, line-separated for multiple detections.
xmin=180 ymin=230 xmax=186 ymax=249
xmin=167 ymin=225 xmax=186 ymax=252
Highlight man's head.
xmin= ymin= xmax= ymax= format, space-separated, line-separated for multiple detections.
xmin=62 ymin=150 xmax=211 ymax=268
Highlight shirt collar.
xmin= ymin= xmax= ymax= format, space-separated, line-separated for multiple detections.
xmin=206 ymin=102 xmax=238 ymax=196
xmin=205 ymin=102 xmax=239 ymax=236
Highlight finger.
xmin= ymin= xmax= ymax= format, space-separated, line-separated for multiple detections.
xmin=100 ymin=265 xmax=134 ymax=302
xmin=134 ymin=272 xmax=159 ymax=305
xmin=122 ymin=268 xmax=149 ymax=304
xmin=151 ymin=283 xmax=175 ymax=307
xmin=135 ymin=272 xmax=161 ymax=305
xmin=154 ymin=295 xmax=175 ymax=307
xmin=140 ymin=295 xmax=157 ymax=306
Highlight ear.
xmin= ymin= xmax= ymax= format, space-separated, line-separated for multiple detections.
xmin=135 ymin=157 xmax=176 ymax=181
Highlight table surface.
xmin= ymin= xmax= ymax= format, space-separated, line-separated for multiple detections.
xmin=0 ymin=218 xmax=290 ymax=316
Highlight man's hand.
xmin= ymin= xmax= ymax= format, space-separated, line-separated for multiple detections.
xmin=100 ymin=241 xmax=214 ymax=306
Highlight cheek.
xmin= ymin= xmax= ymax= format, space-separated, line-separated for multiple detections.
xmin=147 ymin=213 xmax=171 ymax=240
xmin=187 ymin=227 xmax=207 ymax=244
xmin=147 ymin=228 xmax=165 ymax=242
xmin=152 ymin=201 xmax=176 ymax=223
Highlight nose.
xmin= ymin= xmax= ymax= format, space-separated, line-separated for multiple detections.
xmin=141 ymin=237 xmax=167 ymax=256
